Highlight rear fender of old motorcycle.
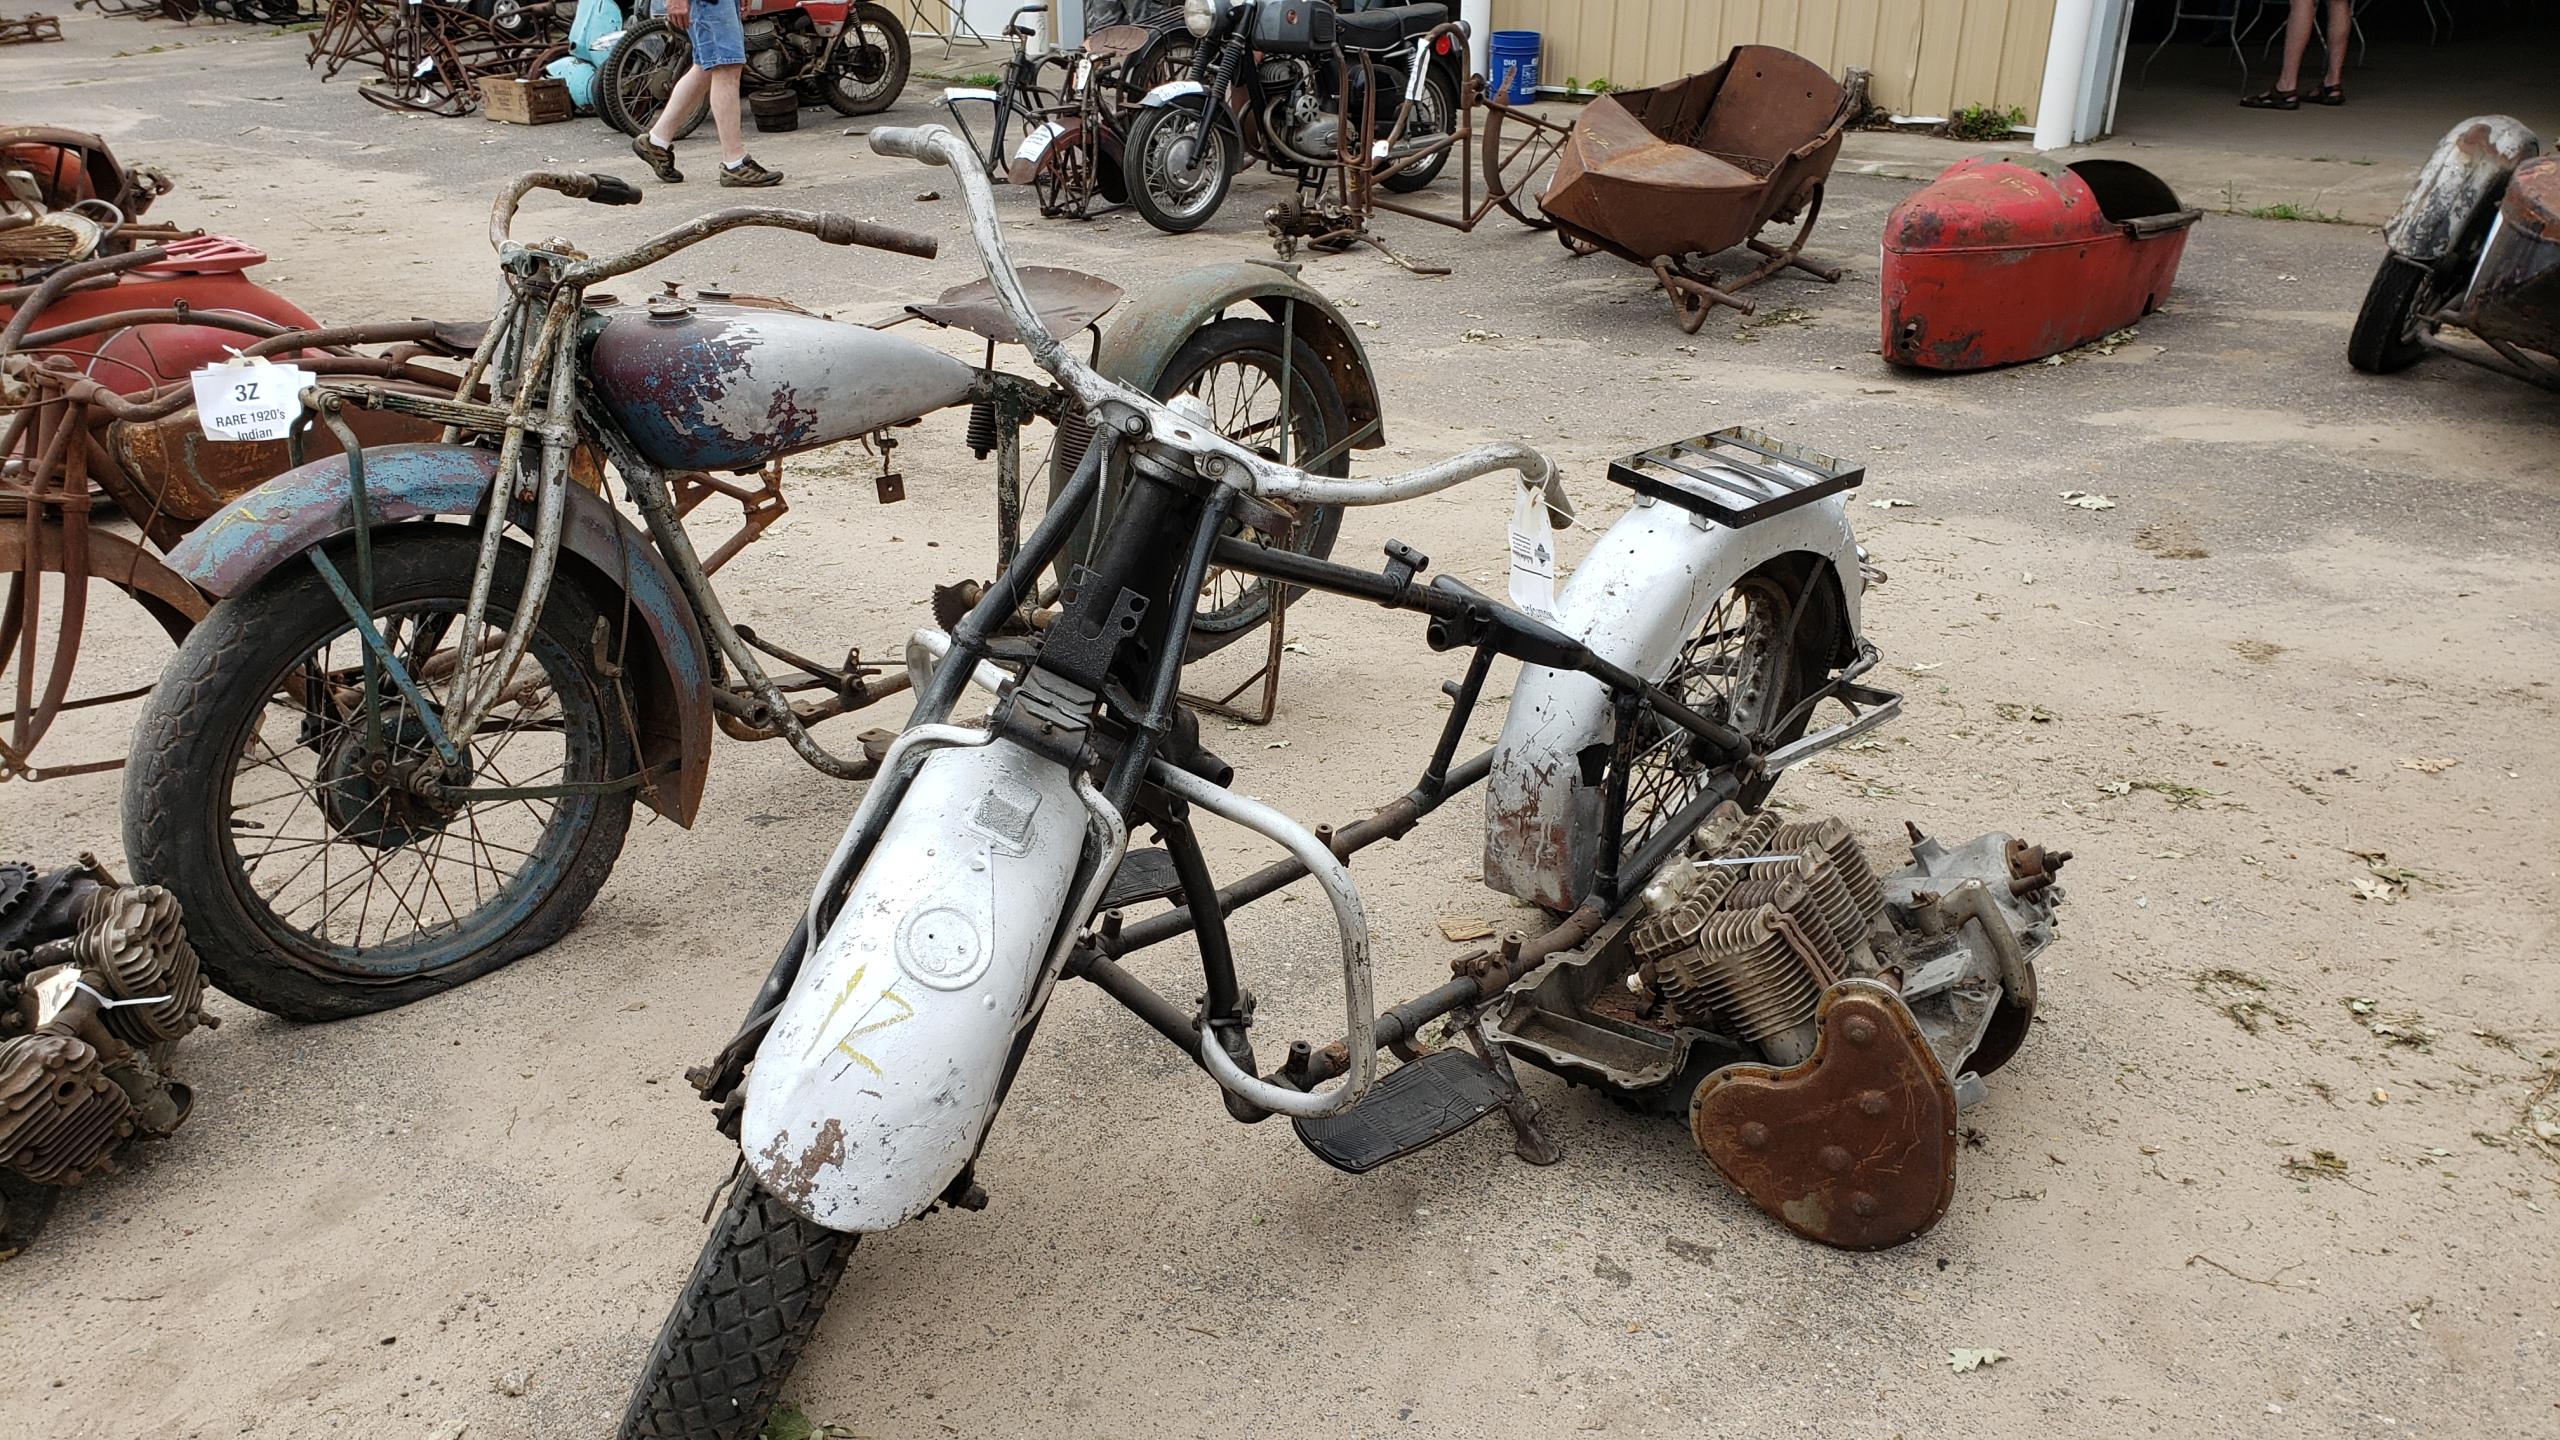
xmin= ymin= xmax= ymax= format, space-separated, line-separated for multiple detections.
xmin=164 ymin=443 xmax=712 ymax=826
xmin=1047 ymin=260 xmax=1385 ymax=582
xmin=2386 ymin=115 xmax=2541 ymax=263
xmin=1483 ymin=494 xmax=1865 ymax=912
xmin=743 ymin=734 xmax=1094 ymax=1231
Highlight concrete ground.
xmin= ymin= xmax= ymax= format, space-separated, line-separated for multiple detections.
xmin=4 ymin=13 xmax=2557 ymax=1440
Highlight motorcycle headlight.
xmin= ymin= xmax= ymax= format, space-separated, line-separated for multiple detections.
xmin=1183 ymin=0 xmax=1221 ymax=38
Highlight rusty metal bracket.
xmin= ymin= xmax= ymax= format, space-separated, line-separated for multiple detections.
xmin=1689 ymin=978 xmax=1957 ymax=1250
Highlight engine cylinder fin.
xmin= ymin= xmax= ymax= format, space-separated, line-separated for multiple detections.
xmin=1773 ymin=817 xmax=1887 ymax=920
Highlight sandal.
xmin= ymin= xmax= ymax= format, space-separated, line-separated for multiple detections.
xmin=2307 ymin=83 xmax=2345 ymax=106
xmin=2239 ymin=88 xmax=2300 ymax=110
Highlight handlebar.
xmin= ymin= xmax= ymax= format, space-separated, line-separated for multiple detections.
xmin=485 ymin=169 xmax=937 ymax=268
xmin=864 ymin=125 xmax=1565 ymax=516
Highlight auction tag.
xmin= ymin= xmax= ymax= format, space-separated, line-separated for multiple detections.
xmin=1507 ymin=478 xmax=1557 ymax=619
xmin=189 ymin=358 xmax=310 ymax=443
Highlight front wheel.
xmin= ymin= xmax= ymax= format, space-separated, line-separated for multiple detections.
xmin=1123 ymin=100 xmax=1236 ymax=234
xmin=822 ymin=4 xmax=911 ymax=116
xmin=2348 ymin=253 xmax=2447 ymax=374
xmin=123 ymin=528 xmax=637 ymax=1021
xmin=619 ymin=1178 xmax=856 ymax=1440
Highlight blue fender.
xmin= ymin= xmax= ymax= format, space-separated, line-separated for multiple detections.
xmin=168 ymin=443 xmax=713 ymax=826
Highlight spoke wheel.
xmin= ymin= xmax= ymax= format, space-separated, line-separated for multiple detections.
xmin=822 ymin=5 xmax=912 ymax=116
xmin=1124 ymin=101 xmax=1234 ymax=234
xmin=125 ymin=530 xmax=635 ymax=1021
xmin=1379 ymin=69 xmax=1458 ymax=193
xmin=1617 ymin=567 xmax=1840 ymax=867
xmin=598 ymin=18 xmax=707 ymax=139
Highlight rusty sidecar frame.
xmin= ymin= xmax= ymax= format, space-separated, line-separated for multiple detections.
xmin=1540 ymin=45 xmax=1865 ymax=333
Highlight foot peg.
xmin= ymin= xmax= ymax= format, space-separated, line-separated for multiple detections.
xmin=1689 ymin=980 xmax=1957 ymax=1250
xmin=1293 ymin=1048 xmax=1515 ymax=1174
xmin=1099 ymin=847 xmax=1182 ymax=911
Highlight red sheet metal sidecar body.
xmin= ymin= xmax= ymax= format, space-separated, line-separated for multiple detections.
xmin=1881 ymin=154 xmax=2202 ymax=371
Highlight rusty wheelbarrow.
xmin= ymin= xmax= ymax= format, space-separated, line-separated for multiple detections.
xmin=1540 ymin=45 xmax=1866 ymax=334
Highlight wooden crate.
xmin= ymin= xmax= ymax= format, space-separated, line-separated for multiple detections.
xmin=482 ymin=77 xmax=573 ymax=126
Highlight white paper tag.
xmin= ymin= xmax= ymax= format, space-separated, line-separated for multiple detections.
xmin=1507 ymin=479 xmax=1557 ymax=619
xmin=190 ymin=359 xmax=310 ymax=442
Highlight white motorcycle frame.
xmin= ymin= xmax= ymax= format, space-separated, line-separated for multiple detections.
xmin=738 ymin=124 xmax=1882 ymax=1231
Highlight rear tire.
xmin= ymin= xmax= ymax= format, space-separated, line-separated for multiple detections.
xmin=599 ymin=18 xmax=708 ymax=139
xmin=2348 ymin=254 xmax=2441 ymax=374
xmin=619 ymin=1178 xmax=856 ymax=1440
xmin=1379 ymin=69 xmax=1459 ymax=194
xmin=822 ymin=4 xmax=911 ymax=116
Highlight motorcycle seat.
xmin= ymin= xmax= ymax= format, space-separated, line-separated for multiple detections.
xmin=1335 ymin=2 xmax=1444 ymax=51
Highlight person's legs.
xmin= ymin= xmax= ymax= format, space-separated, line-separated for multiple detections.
xmin=648 ymin=64 xmax=712 ymax=149
xmin=2320 ymin=0 xmax=2351 ymax=89
xmin=2274 ymin=0 xmax=2317 ymax=92
xmin=706 ymin=63 xmax=747 ymax=167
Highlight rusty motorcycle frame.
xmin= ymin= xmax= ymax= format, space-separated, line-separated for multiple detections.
xmin=122 ymin=169 xmax=1387 ymax=1022
xmin=616 ymin=122 xmax=2069 ymax=1440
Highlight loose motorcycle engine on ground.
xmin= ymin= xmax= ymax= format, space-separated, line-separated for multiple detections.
xmin=0 ymin=856 xmax=212 ymax=1258
xmin=1490 ymin=804 xmax=2065 ymax=1249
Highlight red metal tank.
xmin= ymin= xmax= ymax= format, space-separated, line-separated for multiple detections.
xmin=0 ymin=235 xmax=319 ymax=395
xmin=1881 ymin=154 xmax=2201 ymax=371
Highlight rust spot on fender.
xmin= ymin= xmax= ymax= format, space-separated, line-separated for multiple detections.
xmin=757 ymin=1117 xmax=848 ymax=1208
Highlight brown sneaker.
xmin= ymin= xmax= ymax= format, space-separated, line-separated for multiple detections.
xmin=718 ymin=155 xmax=784 ymax=188
xmin=631 ymin=133 xmax=682 ymax=184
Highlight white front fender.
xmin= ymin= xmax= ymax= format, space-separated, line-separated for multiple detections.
xmin=1138 ymin=79 xmax=1206 ymax=108
xmin=744 ymin=733 xmax=1109 ymax=1231
xmin=1483 ymin=495 xmax=1866 ymax=911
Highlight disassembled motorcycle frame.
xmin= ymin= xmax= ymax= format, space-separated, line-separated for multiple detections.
xmin=618 ymin=124 xmax=2067 ymax=1439
xmin=0 ymin=856 xmax=213 ymax=1259
xmin=937 ymin=2 xmax=1194 ymax=219
xmin=2352 ymin=114 xmax=2559 ymax=393
xmin=129 ymin=168 xmax=1384 ymax=1022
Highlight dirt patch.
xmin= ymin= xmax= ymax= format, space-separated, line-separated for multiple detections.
xmin=2135 ymin=521 xmax=2210 ymax=559
xmin=2230 ymin=639 xmax=2285 ymax=664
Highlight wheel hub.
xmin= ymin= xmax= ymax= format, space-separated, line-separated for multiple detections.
xmin=318 ymin=716 xmax=469 ymax=851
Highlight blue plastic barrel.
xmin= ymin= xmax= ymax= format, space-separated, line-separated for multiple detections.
xmin=1489 ymin=30 xmax=1540 ymax=104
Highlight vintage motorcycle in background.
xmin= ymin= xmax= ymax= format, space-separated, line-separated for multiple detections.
xmin=616 ymin=123 xmax=2067 ymax=1440
xmin=2351 ymin=114 xmax=2558 ymax=393
xmin=1123 ymin=0 xmax=1467 ymax=232
xmin=937 ymin=2 xmax=1196 ymax=219
xmin=121 ymin=168 xmax=1382 ymax=1021
xmin=594 ymin=0 xmax=912 ymax=137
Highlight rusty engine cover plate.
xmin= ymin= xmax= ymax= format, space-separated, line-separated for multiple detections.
xmin=1689 ymin=979 xmax=1956 ymax=1250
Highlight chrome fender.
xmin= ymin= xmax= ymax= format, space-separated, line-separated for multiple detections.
xmin=2385 ymin=115 xmax=2540 ymax=264
xmin=1483 ymin=494 xmax=1866 ymax=912
xmin=744 ymin=733 xmax=1110 ymax=1230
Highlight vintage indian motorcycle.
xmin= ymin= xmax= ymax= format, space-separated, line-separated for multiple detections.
xmin=123 ymin=169 xmax=1378 ymax=1021
xmin=618 ymin=124 xmax=2069 ymax=1439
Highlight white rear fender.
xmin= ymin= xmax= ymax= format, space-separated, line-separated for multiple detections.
xmin=744 ymin=734 xmax=1107 ymax=1231
xmin=1483 ymin=494 xmax=1865 ymax=911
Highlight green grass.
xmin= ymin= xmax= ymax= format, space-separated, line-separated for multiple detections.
xmin=963 ymin=71 xmax=1000 ymax=87
xmin=2241 ymin=200 xmax=2350 ymax=223
xmin=1941 ymin=103 xmax=2026 ymax=142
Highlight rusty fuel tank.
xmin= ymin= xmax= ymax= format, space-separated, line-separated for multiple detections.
xmin=583 ymin=297 xmax=978 ymax=473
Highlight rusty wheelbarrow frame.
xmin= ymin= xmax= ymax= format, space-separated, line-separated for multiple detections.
xmin=2 ymin=252 xmax=457 ymax=780
xmin=1540 ymin=46 xmax=1867 ymax=334
xmin=0 ymin=10 xmax=63 ymax=42
xmin=1261 ymin=23 xmax=1580 ymax=275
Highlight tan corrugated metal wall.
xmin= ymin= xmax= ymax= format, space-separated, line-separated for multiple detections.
xmin=1488 ymin=0 xmax=2057 ymax=124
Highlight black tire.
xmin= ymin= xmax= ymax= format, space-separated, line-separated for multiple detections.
xmin=1049 ymin=316 xmax=1351 ymax=661
xmin=1379 ymin=67 xmax=1459 ymax=194
xmin=821 ymin=4 xmax=910 ymax=116
xmin=619 ymin=1178 xmax=856 ymax=1440
xmin=599 ymin=17 xmax=708 ymax=139
xmin=1124 ymin=99 xmax=1236 ymax=234
xmin=1618 ymin=560 xmax=1845 ymax=869
xmin=123 ymin=528 xmax=636 ymax=1022
xmin=2348 ymin=254 xmax=2442 ymax=374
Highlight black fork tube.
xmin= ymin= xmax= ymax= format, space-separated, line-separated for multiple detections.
xmin=910 ymin=430 xmax=1110 ymax=727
